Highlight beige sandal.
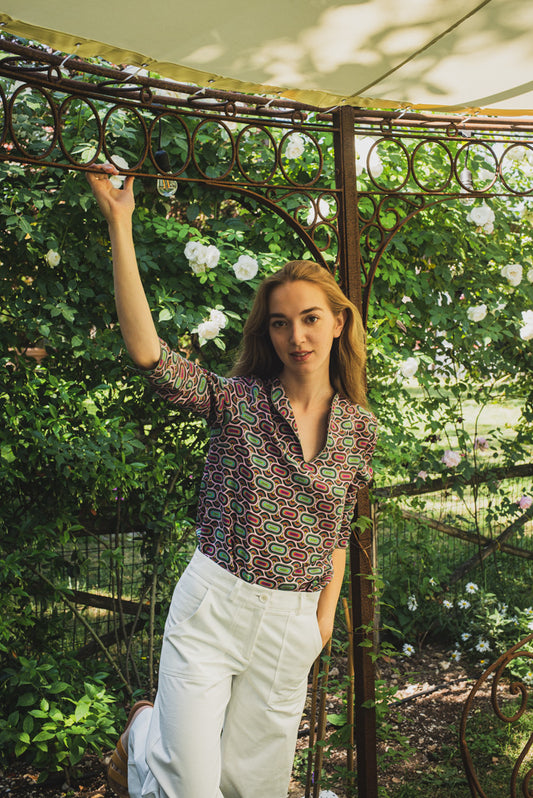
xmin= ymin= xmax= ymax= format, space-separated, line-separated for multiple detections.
xmin=107 ymin=700 xmax=153 ymax=798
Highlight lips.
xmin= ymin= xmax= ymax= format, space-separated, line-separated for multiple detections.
xmin=290 ymin=351 xmax=312 ymax=362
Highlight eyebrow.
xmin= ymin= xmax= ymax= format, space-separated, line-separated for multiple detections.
xmin=268 ymin=306 xmax=323 ymax=319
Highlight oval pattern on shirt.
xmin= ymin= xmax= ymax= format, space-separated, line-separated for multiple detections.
xmin=148 ymin=341 xmax=378 ymax=591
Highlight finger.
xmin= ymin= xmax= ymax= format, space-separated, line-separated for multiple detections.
xmin=86 ymin=163 xmax=119 ymax=181
xmin=101 ymin=161 xmax=120 ymax=176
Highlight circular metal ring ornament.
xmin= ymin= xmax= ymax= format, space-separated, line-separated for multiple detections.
xmin=9 ymin=83 xmax=58 ymax=160
xmin=58 ymin=95 xmax=103 ymax=166
xmin=102 ymin=104 xmax=149 ymax=171
xmin=191 ymin=118 xmax=236 ymax=180
xmin=148 ymin=112 xmax=192 ymax=176
xmin=236 ymin=124 xmax=277 ymax=185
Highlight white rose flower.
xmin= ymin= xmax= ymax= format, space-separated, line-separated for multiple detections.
xmin=483 ymin=222 xmax=494 ymax=234
xmin=185 ymin=242 xmax=220 ymax=274
xmin=209 ymin=308 xmax=227 ymax=330
xmin=106 ymin=155 xmax=129 ymax=188
xmin=285 ymin=132 xmax=305 ymax=160
xmin=233 ymin=254 xmax=259 ymax=281
xmin=466 ymin=304 xmax=487 ymax=322
xmin=197 ymin=319 xmax=220 ymax=340
xmin=184 ymin=241 xmax=204 ymax=261
xmin=527 ymin=268 xmax=533 ymax=283
xmin=500 ymin=263 xmax=522 ymax=287
xmin=442 ymin=450 xmax=461 ymax=468
xmin=203 ymin=244 xmax=221 ymax=270
xmin=45 ymin=249 xmax=61 ymax=267
xmin=190 ymin=259 xmax=207 ymax=275
xmin=399 ymin=357 xmax=418 ymax=379
xmin=467 ymin=203 xmax=495 ymax=226
xmin=519 ymin=310 xmax=533 ymax=341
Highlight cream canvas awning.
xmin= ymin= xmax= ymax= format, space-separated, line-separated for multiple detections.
xmin=1 ymin=0 xmax=533 ymax=115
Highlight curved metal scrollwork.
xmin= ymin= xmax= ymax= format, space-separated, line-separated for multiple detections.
xmin=3 ymin=36 xmax=533 ymax=299
xmin=0 ymin=39 xmax=341 ymax=271
xmin=460 ymin=633 xmax=533 ymax=798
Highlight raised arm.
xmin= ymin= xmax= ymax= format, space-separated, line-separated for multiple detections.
xmin=86 ymin=164 xmax=160 ymax=369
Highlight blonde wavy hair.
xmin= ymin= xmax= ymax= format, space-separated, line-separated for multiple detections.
xmin=231 ymin=260 xmax=368 ymax=407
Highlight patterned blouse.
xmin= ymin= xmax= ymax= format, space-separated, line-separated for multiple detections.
xmin=148 ymin=340 xmax=378 ymax=591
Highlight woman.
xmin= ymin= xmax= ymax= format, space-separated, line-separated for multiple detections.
xmin=87 ymin=163 xmax=377 ymax=798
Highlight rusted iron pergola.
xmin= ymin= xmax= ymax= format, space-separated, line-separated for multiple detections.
xmin=1 ymin=36 xmax=533 ymax=798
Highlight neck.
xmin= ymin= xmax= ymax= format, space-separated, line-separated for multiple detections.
xmin=279 ymin=370 xmax=334 ymax=409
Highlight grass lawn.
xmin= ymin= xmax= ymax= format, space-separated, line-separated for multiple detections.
xmin=405 ymin=385 xmax=525 ymax=442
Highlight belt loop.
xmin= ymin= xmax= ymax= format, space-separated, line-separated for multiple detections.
xmin=297 ymin=593 xmax=305 ymax=614
xmin=228 ymin=579 xmax=242 ymax=602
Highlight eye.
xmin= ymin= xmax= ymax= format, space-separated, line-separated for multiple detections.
xmin=270 ymin=319 xmax=286 ymax=328
xmin=305 ymin=314 xmax=320 ymax=324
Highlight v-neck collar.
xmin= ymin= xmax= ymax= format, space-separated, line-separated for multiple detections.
xmin=269 ymin=378 xmax=341 ymax=463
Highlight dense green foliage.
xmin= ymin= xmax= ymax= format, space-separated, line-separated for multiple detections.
xmin=1 ymin=63 xmax=532 ymax=781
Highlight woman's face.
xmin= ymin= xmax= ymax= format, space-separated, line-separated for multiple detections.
xmin=268 ymin=280 xmax=345 ymax=383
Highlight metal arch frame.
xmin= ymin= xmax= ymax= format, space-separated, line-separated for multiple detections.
xmin=3 ymin=36 xmax=533 ymax=798
xmin=459 ymin=632 xmax=533 ymax=798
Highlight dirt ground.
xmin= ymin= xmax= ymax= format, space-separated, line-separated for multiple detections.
xmin=0 ymin=642 xmax=476 ymax=798
xmin=289 ymin=641 xmax=477 ymax=797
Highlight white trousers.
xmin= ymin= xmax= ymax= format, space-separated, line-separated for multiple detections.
xmin=127 ymin=549 xmax=323 ymax=798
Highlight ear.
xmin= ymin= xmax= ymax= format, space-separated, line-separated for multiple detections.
xmin=333 ymin=309 xmax=346 ymax=338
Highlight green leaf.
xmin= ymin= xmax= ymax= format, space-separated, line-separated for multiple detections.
xmin=17 ymin=693 xmax=37 ymax=707
xmin=1 ymin=445 xmax=15 ymax=463
xmin=48 ymin=681 xmax=70 ymax=694
xmin=14 ymin=741 xmax=29 ymax=758
xmin=326 ymin=712 xmax=348 ymax=727
xmin=74 ymin=701 xmax=91 ymax=721
xmin=29 ymin=709 xmax=49 ymax=718
xmin=33 ymin=730 xmax=56 ymax=742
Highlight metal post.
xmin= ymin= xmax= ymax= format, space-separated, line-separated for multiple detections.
xmin=333 ymin=106 xmax=378 ymax=798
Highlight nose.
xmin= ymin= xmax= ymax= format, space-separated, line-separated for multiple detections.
xmin=289 ymin=322 xmax=306 ymax=345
